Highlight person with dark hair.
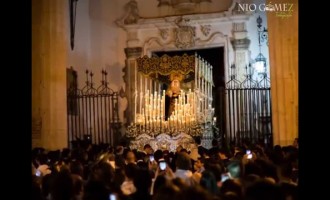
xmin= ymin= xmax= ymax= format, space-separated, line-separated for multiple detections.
xmin=180 ymin=185 xmax=214 ymax=200
xmin=174 ymin=152 xmax=198 ymax=186
xmin=195 ymin=136 xmax=208 ymax=158
xmin=245 ymin=180 xmax=285 ymax=200
xmin=227 ymin=160 xmax=242 ymax=179
xmin=280 ymin=182 xmax=298 ymax=200
xmin=152 ymin=175 xmax=168 ymax=195
xmin=208 ymin=139 xmax=220 ymax=156
xmin=121 ymin=163 xmax=137 ymax=195
xmin=144 ymin=144 xmax=154 ymax=155
xmin=204 ymin=162 xmax=223 ymax=186
xmin=153 ymin=183 xmax=181 ymax=200
xmin=200 ymin=170 xmax=219 ymax=196
xmin=220 ymin=179 xmax=243 ymax=199
xmin=83 ymin=180 xmax=110 ymax=200
xmin=130 ymin=168 xmax=152 ymax=200
xmin=154 ymin=149 xmax=164 ymax=163
xmin=50 ymin=169 xmax=74 ymax=200
xmin=292 ymin=138 xmax=298 ymax=149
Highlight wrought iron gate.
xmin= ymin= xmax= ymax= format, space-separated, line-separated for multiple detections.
xmin=222 ymin=72 xmax=272 ymax=147
xmin=67 ymin=69 xmax=121 ymax=146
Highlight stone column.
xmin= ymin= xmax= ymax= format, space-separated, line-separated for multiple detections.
xmin=267 ymin=0 xmax=298 ymax=146
xmin=124 ymin=47 xmax=143 ymax=125
xmin=231 ymin=22 xmax=251 ymax=82
xmin=32 ymin=0 xmax=68 ymax=150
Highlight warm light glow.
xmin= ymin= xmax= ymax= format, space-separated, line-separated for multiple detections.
xmin=131 ymin=53 xmax=216 ymax=136
xmin=254 ymin=61 xmax=264 ymax=73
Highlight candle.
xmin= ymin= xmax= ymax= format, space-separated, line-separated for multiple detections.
xmin=194 ymin=53 xmax=197 ymax=89
xmin=134 ymin=90 xmax=137 ymax=123
xmin=140 ymin=91 xmax=143 ymax=115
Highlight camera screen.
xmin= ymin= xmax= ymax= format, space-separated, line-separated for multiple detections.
xmin=159 ymin=161 xmax=166 ymax=170
xmin=109 ymin=194 xmax=116 ymax=200
xmin=35 ymin=170 xmax=41 ymax=177
xmin=150 ymin=155 xmax=154 ymax=162
xmin=221 ymin=173 xmax=230 ymax=182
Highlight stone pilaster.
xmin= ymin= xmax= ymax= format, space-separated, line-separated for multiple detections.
xmin=32 ymin=0 xmax=68 ymax=150
xmin=267 ymin=0 xmax=298 ymax=146
xmin=124 ymin=47 xmax=143 ymax=125
xmin=231 ymin=22 xmax=251 ymax=82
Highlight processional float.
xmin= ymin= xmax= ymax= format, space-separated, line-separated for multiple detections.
xmin=126 ymin=53 xmax=216 ymax=151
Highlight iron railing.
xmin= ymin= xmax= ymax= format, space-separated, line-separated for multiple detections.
xmin=220 ymin=70 xmax=272 ymax=147
xmin=67 ymin=69 xmax=121 ymax=147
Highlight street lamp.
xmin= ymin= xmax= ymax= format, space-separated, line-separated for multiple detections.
xmin=255 ymin=15 xmax=268 ymax=74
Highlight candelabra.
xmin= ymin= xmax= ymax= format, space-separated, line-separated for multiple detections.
xmin=126 ymin=88 xmax=214 ymax=138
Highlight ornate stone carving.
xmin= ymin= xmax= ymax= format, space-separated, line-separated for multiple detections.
xmin=115 ymin=0 xmax=140 ymax=27
xmin=173 ymin=17 xmax=196 ymax=49
xmin=124 ymin=0 xmax=140 ymax=25
xmin=174 ymin=26 xmax=196 ymax=48
xmin=200 ymin=25 xmax=211 ymax=36
xmin=159 ymin=28 xmax=169 ymax=40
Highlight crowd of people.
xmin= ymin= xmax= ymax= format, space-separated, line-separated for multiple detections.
xmin=32 ymin=137 xmax=298 ymax=200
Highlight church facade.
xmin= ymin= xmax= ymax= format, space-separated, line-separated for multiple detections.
xmin=32 ymin=0 xmax=298 ymax=150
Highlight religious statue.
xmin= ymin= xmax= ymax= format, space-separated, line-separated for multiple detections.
xmin=165 ymin=73 xmax=184 ymax=120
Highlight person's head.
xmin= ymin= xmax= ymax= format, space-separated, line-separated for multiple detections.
xmin=124 ymin=163 xmax=137 ymax=180
xmin=144 ymin=144 xmax=153 ymax=154
xmin=154 ymin=150 xmax=164 ymax=163
xmin=133 ymin=168 xmax=152 ymax=193
xmin=195 ymin=136 xmax=202 ymax=145
xmin=200 ymin=170 xmax=218 ymax=195
xmin=293 ymin=138 xmax=298 ymax=148
xmin=211 ymin=139 xmax=218 ymax=147
xmin=220 ymin=179 xmax=243 ymax=198
xmin=125 ymin=150 xmax=136 ymax=164
xmin=245 ymin=180 xmax=285 ymax=200
xmin=153 ymin=182 xmax=180 ymax=200
xmin=176 ymin=152 xmax=192 ymax=170
xmin=194 ymin=157 xmax=204 ymax=171
xmin=227 ymin=160 xmax=242 ymax=179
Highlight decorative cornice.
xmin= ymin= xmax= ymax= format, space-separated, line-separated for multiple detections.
xmin=116 ymin=12 xmax=251 ymax=30
xmin=231 ymin=38 xmax=251 ymax=50
xmin=124 ymin=47 xmax=143 ymax=58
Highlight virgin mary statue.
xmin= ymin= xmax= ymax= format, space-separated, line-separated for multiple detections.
xmin=165 ymin=73 xmax=184 ymax=120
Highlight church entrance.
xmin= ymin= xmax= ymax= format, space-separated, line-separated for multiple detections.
xmin=153 ymin=47 xmax=226 ymax=144
xmin=154 ymin=47 xmax=273 ymax=147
